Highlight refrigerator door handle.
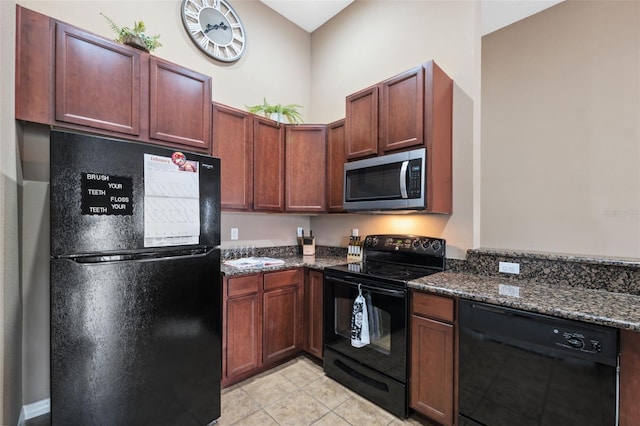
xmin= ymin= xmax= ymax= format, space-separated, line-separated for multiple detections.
xmin=57 ymin=247 xmax=217 ymax=264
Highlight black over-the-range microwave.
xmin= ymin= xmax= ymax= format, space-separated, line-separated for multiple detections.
xmin=343 ymin=147 xmax=426 ymax=211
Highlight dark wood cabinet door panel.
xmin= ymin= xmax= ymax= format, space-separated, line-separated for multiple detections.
xmin=16 ymin=6 xmax=55 ymax=124
xmin=212 ymin=103 xmax=254 ymax=210
xmin=253 ymin=117 xmax=285 ymax=212
xmin=285 ymin=125 xmax=327 ymax=212
xmin=327 ymin=119 xmax=346 ymax=212
xmin=226 ymin=293 xmax=262 ymax=380
xmin=345 ymin=85 xmax=378 ymax=159
xmin=149 ymin=58 xmax=211 ymax=151
xmin=263 ymin=286 xmax=301 ymax=365
xmin=620 ymin=329 xmax=640 ymax=426
xmin=305 ymin=270 xmax=324 ymax=359
xmin=55 ymin=23 xmax=141 ymax=135
xmin=410 ymin=315 xmax=454 ymax=426
xmin=380 ymin=66 xmax=424 ymax=153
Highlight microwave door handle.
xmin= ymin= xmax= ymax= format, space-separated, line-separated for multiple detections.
xmin=399 ymin=160 xmax=409 ymax=198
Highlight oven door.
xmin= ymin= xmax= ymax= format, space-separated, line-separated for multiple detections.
xmin=323 ymin=273 xmax=408 ymax=383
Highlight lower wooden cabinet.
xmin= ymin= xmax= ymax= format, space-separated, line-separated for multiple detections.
xmin=223 ymin=274 xmax=262 ymax=386
xmin=410 ymin=291 xmax=456 ymax=426
xmin=263 ymin=269 xmax=303 ymax=366
xmin=620 ymin=329 xmax=640 ymax=426
xmin=223 ymin=269 xmax=303 ymax=386
xmin=305 ymin=269 xmax=324 ymax=359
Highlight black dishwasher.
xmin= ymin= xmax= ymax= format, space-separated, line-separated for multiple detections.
xmin=459 ymin=300 xmax=619 ymax=426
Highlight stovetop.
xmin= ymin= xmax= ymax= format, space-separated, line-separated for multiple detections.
xmin=325 ymin=234 xmax=446 ymax=286
xmin=325 ymin=261 xmax=442 ymax=283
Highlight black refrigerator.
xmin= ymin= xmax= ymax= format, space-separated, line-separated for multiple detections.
xmin=50 ymin=130 xmax=222 ymax=425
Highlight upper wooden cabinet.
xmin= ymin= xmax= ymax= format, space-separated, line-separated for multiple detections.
xmin=344 ymin=61 xmax=453 ymax=213
xmin=327 ymin=119 xmax=346 ymax=213
xmin=285 ymin=125 xmax=327 ymax=213
xmin=345 ymin=61 xmax=452 ymax=158
xmin=345 ymin=85 xmax=378 ymax=159
xmin=149 ymin=57 xmax=211 ymax=151
xmin=253 ymin=117 xmax=285 ymax=212
xmin=211 ymin=103 xmax=254 ymax=211
xmin=379 ymin=66 xmax=425 ymax=153
xmin=16 ymin=6 xmax=212 ymax=153
xmin=55 ymin=22 xmax=143 ymax=136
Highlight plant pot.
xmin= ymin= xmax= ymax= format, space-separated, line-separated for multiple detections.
xmin=122 ymin=34 xmax=149 ymax=52
xmin=269 ymin=112 xmax=288 ymax=123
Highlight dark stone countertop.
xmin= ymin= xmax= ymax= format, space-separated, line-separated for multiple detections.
xmin=409 ymin=271 xmax=640 ymax=331
xmin=220 ymin=255 xmax=347 ymax=277
xmin=219 ymin=250 xmax=640 ymax=332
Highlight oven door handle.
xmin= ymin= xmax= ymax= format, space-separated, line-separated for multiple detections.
xmin=329 ymin=276 xmax=406 ymax=298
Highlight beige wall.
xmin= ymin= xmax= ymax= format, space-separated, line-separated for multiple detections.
xmin=309 ymin=0 xmax=480 ymax=259
xmin=481 ymin=0 xmax=640 ymax=258
xmin=1 ymin=0 xmax=22 ymax=422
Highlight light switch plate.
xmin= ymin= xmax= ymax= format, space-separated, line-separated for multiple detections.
xmin=231 ymin=228 xmax=238 ymax=240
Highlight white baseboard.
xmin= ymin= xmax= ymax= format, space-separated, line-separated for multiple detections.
xmin=18 ymin=398 xmax=50 ymax=426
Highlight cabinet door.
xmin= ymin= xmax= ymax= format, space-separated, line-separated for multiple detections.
xmin=149 ymin=57 xmax=212 ymax=152
xmin=55 ymin=22 xmax=141 ymax=136
xmin=223 ymin=275 xmax=262 ymax=386
xmin=212 ymin=103 xmax=254 ymax=211
xmin=345 ymin=85 xmax=378 ymax=159
xmin=410 ymin=315 xmax=454 ymax=426
xmin=253 ymin=117 xmax=285 ymax=211
xmin=285 ymin=125 xmax=327 ymax=212
xmin=620 ymin=329 xmax=640 ymax=426
xmin=305 ymin=270 xmax=324 ymax=359
xmin=326 ymin=119 xmax=345 ymax=213
xmin=16 ymin=6 xmax=55 ymax=124
xmin=379 ymin=66 xmax=424 ymax=153
xmin=263 ymin=271 xmax=302 ymax=365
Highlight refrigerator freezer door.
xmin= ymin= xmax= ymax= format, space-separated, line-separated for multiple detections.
xmin=51 ymin=249 xmax=222 ymax=425
xmin=50 ymin=130 xmax=221 ymax=256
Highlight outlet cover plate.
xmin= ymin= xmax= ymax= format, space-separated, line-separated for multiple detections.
xmin=499 ymin=261 xmax=520 ymax=274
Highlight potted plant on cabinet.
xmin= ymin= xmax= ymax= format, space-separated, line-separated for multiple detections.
xmin=101 ymin=13 xmax=162 ymax=52
xmin=247 ymin=98 xmax=304 ymax=125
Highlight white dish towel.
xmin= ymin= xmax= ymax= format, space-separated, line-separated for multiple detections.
xmin=351 ymin=285 xmax=370 ymax=348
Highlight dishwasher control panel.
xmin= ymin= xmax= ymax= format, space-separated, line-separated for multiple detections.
xmin=459 ymin=300 xmax=619 ymax=367
xmin=555 ymin=330 xmax=603 ymax=353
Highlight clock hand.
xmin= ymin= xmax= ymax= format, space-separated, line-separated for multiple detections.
xmin=204 ymin=21 xmax=229 ymax=34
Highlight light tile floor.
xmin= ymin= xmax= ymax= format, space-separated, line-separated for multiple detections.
xmin=219 ymin=356 xmax=437 ymax=426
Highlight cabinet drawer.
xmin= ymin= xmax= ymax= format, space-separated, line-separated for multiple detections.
xmin=228 ymin=274 xmax=260 ymax=298
xmin=412 ymin=292 xmax=454 ymax=323
xmin=264 ymin=269 xmax=299 ymax=291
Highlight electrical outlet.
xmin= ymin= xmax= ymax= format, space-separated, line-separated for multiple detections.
xmin=231 ymin=228 xmax=238 ymax=240
xmin=499 ymin=261 xmax=520 ymax=274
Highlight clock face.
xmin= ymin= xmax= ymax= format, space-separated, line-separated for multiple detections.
xmin=181 ymin=0 xmax=246 ymax=63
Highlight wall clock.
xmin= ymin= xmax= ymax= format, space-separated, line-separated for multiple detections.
xmin=181 ymin=0 xmax=246 ymax=63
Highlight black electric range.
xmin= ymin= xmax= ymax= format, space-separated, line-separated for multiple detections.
xmin=323 ymin=234 xmax=446 ymax=419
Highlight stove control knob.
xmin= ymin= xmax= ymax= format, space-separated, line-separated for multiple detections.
xmin=422 ymin=240 xmax=431 ymax=250
xmin=369 ymin=236 xmax=378 ymax=247
xmin=431 ymin=240 xmax=442 ymax=252
xmin=412 ymin=240 xmax=421 ymax=249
